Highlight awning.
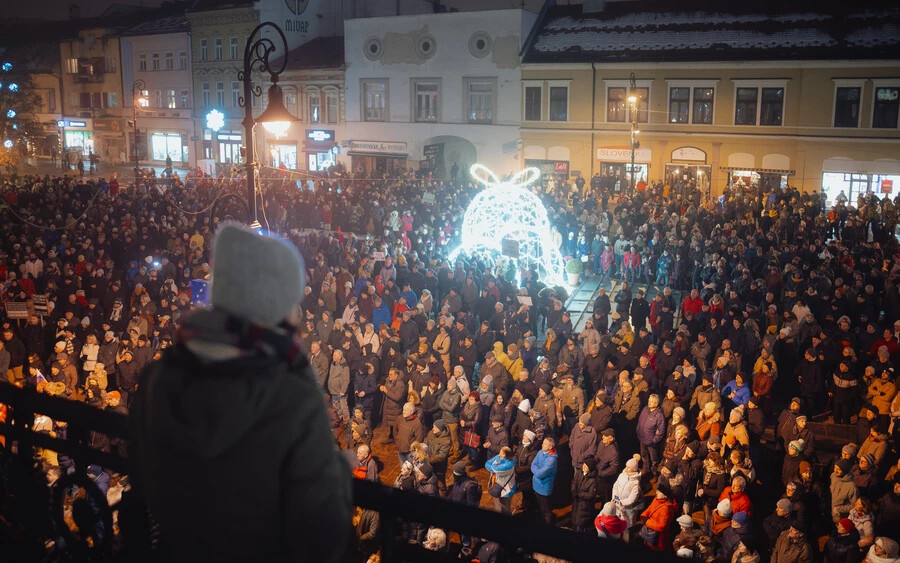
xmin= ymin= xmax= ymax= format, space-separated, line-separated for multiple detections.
xmin=348 ymin=151 xmax=408 ymax=158
xmin=720 ymin=167 xmax=795 ymax=175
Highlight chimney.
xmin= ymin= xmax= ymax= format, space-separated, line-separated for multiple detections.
xmin=69 ymin=3 xmax=81 ymax=20
xmin=582 ymin=0 xmax=605 ymax=14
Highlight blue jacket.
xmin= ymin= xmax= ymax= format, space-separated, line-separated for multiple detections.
xmin=485 ymin=455 xmax=516 ymax=497
xmin=401 ymin=289 xmax=418 ymax=309
xmin=372 ymin=303 xmax=392 ymax=330
xmin=531 ymin=449 xmax=558 ymax=496
xmin=722 ymin=380 xmax=750 ymax=407
xmin=636 ymin=406 xmax=666 ymax=445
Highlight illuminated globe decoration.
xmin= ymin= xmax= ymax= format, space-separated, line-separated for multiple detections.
xmin=6 ymin=109 xmax=15 ymax=118
xmin=8 ymin=83 xmax=17 ymax=92
xmin=205 ymin=109 xmax=225 ymax=132
xmin=3 ymin=140 xmax=13 ymax=149
xmin=449 ymin=164 xmax=565 ymax=284
xmin=1 ymin=63 xmax=11 ymax=72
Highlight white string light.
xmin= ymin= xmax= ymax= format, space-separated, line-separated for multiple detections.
xmin=449 ymin=164 xmax=565 ymax=285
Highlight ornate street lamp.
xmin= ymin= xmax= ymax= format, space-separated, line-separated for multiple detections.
xmin=239 ymin=22 xmax=299 ymax=226
xmin=132 ymin=79 xmax=148 ymax=175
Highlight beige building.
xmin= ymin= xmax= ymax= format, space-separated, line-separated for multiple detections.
xmin=520 ymin=3 xmax=900 ymax=202
xmin=59 ymin=28 xmax=129 ymax=164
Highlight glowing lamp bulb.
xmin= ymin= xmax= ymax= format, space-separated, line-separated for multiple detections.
xmin=262 ymin=120 xmax=290 ymax=138
xmin=627 ymin=95 xmax=637 ymax=104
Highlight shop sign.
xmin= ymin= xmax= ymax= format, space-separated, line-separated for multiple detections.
xmin=306 ymin=129 xmax=334 ymax=142
xmin=65 ymin=120 xmax=87 ymax=128
xmin=883 ymin=179 xmax=894 ymax=193
xmin=347 ymin=140 xmax=407 ymax=155
xmin=597 ymin=146 xmax=651 ymax=162
xmin=671 ymin=146 xmax=706 ymax=162
xmin=423 ymin=143 xmax=442 ymax=157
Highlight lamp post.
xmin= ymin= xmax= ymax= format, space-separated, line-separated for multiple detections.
xmin=627 ymin=72 xmax=638 ymax=198
xmin=239 ymin=22 xmax=299 ymax=227
xmin=131 ymin=79 xmax=147 ymax=176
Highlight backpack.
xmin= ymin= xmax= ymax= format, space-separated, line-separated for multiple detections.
xmin=465 ymin=478 xmax=482 ymax=506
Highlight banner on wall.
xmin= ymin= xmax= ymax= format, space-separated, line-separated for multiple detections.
xmin=883 ymin=179 xmax=894 ymax=193
xmin=597 ymin=147 xmax=651 ymax=162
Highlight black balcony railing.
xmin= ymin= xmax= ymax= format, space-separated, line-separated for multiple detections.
xmin=0 ymin=383 xmax=677 ymax=562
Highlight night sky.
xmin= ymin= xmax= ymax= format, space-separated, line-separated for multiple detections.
xmin=7 ymin=0 xmax=547 ymax=21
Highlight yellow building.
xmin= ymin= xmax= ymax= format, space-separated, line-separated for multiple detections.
xmin=520 ymin=2 xmax=900 ymax=202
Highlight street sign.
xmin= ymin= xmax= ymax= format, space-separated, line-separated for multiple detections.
xmin=423 ymin=144 xmax=442 ymax=157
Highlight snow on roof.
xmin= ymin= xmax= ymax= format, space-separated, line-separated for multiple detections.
xmin=524 ymin=4 xmax=900 ymax=63
xmin=534 ymin=28 xmax=836 ymax=54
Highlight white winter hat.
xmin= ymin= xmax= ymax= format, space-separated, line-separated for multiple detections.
xmin=210 ymin=222 xmax=306 ymax=326
xmin=518 ymin=398 xmax=532 ymax=413
xmin=717 ymin=498 xmax=732 ymax=517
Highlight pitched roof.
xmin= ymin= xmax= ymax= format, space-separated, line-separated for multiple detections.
xmin=127 ymin=16 xmax=190 ymax=36
xmin=271 ymin=36 xmax=345 ymax=71
xmin=522 ymin=1 xmax=900 ymax=63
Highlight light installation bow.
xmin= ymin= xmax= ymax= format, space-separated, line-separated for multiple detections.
xmin=449 ymin=164 xmax=565 ymax=285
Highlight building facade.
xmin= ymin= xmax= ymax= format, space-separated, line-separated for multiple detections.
xmin=520 ymin=3 xmax=900 ymax=201
xmin=121 ymin=17 xmax=195 ymax=168
xmin=343 ymin=9 xmax=538 ymax=178
xmin=187 ymin=0 xmax=430 ymax=173
xmin=59 ymin=28 xmax=129 ymax=164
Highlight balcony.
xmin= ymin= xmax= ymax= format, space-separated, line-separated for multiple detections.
xmin=0 ymin=383 xmax=675 ymax=562
xmin=74 ymin=74 xmax=105 ymax=84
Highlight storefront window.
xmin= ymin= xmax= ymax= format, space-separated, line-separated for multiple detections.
xmin=64 ymin=130 xmax=93 ymax=153
xmin=151 ymin=133 xmax=184 ymax=162
xmin=270 ymin=144 xmax=297 ymax=169
xmin=823 ymin=172 xmax=900 ymax=205
xmin=217 ymin=132 xmax=242 ymax=164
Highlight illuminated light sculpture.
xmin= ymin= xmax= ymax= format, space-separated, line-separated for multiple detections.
xmin=3 ymin=139 xmax=13 ymax=149
xmin=449 ymin=164 xmax=565 ymax=284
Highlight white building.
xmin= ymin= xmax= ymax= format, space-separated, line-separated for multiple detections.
xmin=121 ymin=17 xmax=195 ymax=168
xmin=343 ymin=8 xmax=538 ymax=178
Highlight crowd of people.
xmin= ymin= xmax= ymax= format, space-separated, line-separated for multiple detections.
xmin=3 ymin=162 xmax=900 ymax=562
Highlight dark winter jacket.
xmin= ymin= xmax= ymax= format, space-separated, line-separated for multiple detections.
xmin=130 ymin=310 xmax=351 ymax=563
xmin=595 ymin=440 xmax=620 ymax=479
xmin=569 ymin=424 xmax=599 ymax=468
xmin=636 ymin=406 xmax=666 ymax=445
xmin=394 ymin=414 xmax=425 ymax=454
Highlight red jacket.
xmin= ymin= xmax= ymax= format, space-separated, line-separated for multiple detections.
xmin=681 ymin=295 xmax=703 ymax=317
xmin=719 ymin=487 xmax=752 ymax=516
xmin=641 ymin=498 xmax=677 ymax=550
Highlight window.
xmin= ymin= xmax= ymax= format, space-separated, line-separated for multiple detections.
xmin=201 ymin=82 xmax=210 ymax=107
xmin=216 ymin=82 xmax=225 ymax=107
xmin=167 ymin=89 xmax=176 ymax=109
xmin=232 ymin=81 xmax=240 ymax=107
xmin=48 ymin=88 xmax=56 ymax=111
xmin=104 ymin=58 xmax=116 ymax=73
xmin=734 ymin=84 xmax=785 ymax=126
xmin=735 ymin=87 xmax=758 ymax=125
xmin=138 ymin=54 xmax=147 ymax=71
xmin=286 ymin=88 xmax=297 ymax=115
xmin=230 ymin=37 xmax=238 ymax=60
xmin=106 ymin=92 xmax=118 ymax=108
xmin=549 ymin=86 xmax=568 ymax=121
xmin=165 ymin=52 xmax=174 ymax=70
xmin=669 ymin=87 xmax=690 ymax=123
xmin=151 ymin=53 xmax=160 ymax=71
xmin=414 ymin=81 xmax=439 ymax=122
xmin=137 ymin=89 xmax=149 ymax=107
xmin=363 ymin=80 xmax=387 ymax=122
xmin=180 ymin=90 xmax=189 ymax=108
xmin=179 ymin=51 xmax=187 ymax=70
xmin=214 ymin=39 xmax=222 ymax=61
xmin=308 ymin=90 xmax=320 ymax=122
xmin=873 ymin=87 xmax=899 ymax=129
xmin=467 ymin=81 xmax=493 ymax=124
xmin=760 ymin=88 xmax=784 ymax=126
xmin=79 ymin=92 xmax=91 ymax=108
xmin=834 ymin=87 xmax=861 ymax=128
xmin=325 ymin=90 xmax=338 ymax=123
xmin=65 ymin=58 xmax=78 ymax=74
xmin=200 ymin=39 xmax=208 ymax=61
xmin=692 ymin=88 xmax=714 ymax=124
xmin=151 ymin=133 xmax=183 ymax=162
xmin=153 ymin=90 xmax=162 ymax=108
xmin=607 ymin=87 xmax=626 ymax=122
xmin=524 ymin=85 xmax=541 ymax=121
xmin=632 ymin=87 xmax=649 ymax=123
xmin=91 ymin=92 xmax=103 ymax=108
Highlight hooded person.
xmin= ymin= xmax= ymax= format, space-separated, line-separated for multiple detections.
xmin=864 ymin=537 xmax=900 ymax=563
xmin=130 ymin=222 xmax=352 ymax=563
